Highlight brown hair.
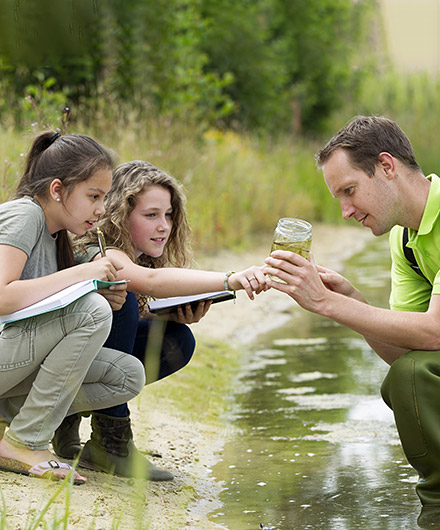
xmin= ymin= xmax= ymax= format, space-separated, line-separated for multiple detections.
xmin=77 ymin=160 xmax=192 ymax=269
xmin=16 ymin=130 xmax=115 ymax=270
xmin=315 ymin=116 xmax=421 ymax=176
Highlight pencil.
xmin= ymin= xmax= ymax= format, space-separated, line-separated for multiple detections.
xmin=97 ymin=227 xmax=107 ymax=257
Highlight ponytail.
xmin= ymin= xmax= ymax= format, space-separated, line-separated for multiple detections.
xmin=16 ymin=130 xmax=62 ymax=198
xmin=16 ymin=130 xmax=114 ymax=270
xmin=16 ymin=130 xmax=114 ymax=199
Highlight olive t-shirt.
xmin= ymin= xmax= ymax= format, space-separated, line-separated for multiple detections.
xmin=0 ymin=196 xmax=58 ymax=279
xmin=74 ymin=244 xmax=101 ymax=265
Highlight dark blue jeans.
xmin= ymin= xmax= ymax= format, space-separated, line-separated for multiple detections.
xmin=100 ymin=292 xmax=196 ymax=417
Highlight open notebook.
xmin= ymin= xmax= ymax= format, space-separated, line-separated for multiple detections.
xmin=0 ymin=279 xmax=127 ymax=324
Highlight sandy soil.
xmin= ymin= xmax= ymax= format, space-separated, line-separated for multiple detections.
xmin=0 ymin=224 xmax=374 ymax=530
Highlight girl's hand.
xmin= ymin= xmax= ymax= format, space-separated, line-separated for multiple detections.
xmin=227 ymin=266 xmax=268 ymax=300
xmin=171 ymin=300 xmax=212 ymax=323
xmin=87 ymin=255 xmax=124 ymax=282
xmin=97 ymin=283 xmax=128 ymax=311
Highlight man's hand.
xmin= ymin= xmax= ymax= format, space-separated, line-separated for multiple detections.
xmin=316 ymin=264 xmax=366 ymax=303
xmin=263 ymin=250 xmax=330 ymax=313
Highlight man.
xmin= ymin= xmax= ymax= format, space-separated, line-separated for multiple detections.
xmin=264 ymin=116 xmax=440 ymax=520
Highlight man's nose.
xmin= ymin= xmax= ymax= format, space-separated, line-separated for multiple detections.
xmin=340 ymin=201 xmax=355 ymax=220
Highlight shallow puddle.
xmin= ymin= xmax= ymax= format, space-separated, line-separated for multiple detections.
xmin=210 ymin=236 xmax=423 ymax=529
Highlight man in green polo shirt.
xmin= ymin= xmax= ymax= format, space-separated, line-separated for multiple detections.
xmin=264 ymin=116 xmax=440 ymax=520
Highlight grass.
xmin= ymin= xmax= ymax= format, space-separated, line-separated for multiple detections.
xmin=3 ymin=66 xmax=440 ymax=251
xmin=332 ymin=69 xmax=440 ymax=177
xmin=0 ymin=114 xmax=342 ymax=252
xmin=145 ymin=337 xmax=243 ymax=425
xmin=0 ymin=470 xmax=76 ymax=530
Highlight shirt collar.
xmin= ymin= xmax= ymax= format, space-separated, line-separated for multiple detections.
xmin=417 ymin=174 xmax=440 ymax=236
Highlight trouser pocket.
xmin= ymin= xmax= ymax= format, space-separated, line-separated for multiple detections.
xmin=0 ymin=320 xmax=35 ymax=371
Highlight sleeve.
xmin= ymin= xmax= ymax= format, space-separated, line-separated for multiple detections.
xmin=0 ymin=201 xmax=44 ymax=257
xmin=389 ymin=226 xmax=432 ymax=312
xmin=73 ymin=245 xmax=101 ymax=265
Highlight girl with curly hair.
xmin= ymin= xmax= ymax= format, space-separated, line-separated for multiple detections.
xmin=53 ymin=160 xmax=266 ymax=481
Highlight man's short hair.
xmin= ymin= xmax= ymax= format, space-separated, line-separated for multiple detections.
xmin=315 ymin=115 xmax=420 ymax=176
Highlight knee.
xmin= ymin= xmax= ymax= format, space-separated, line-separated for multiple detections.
xmin=105 ymin=292 xmax=139 ymax=353
xmin=381 ymin=351 xmax=440 ymax=410
xmin=113 ymin=292 xmax=139 ymax=322
xmin=381 ymin=354 xmax=413 ymax=409
xmin=129 ymin=356 xmax=146 ymax=397
xmin=167 ymin=322 xmax=196 ymax=365
xmin=72 ymin=292 xmax=113 ymax=340
xmin=117 ymin=354 xmax=146 ymax=399
xmin=179 ymin=326 xmax=196 ymax=365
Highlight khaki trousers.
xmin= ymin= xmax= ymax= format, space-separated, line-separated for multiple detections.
xmin=0 ymin=293 xmax=145 ymax=450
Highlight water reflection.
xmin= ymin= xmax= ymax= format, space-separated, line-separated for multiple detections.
xmin=210 ymin=236 xmax=422 ymax=529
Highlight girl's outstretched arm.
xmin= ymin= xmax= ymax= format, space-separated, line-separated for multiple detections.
xmin=97 ymin=248 xmax=267 ymax=300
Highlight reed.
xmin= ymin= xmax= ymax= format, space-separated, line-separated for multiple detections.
xmin=0 ymin=117 xmax=342 ymax=251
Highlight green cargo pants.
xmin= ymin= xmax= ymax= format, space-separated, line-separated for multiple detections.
xmin=381 ymin=349 xmax=440 ymax=506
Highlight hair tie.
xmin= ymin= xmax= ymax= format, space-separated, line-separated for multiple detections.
xmin=48 ymin=132 xmax=61 ymax=146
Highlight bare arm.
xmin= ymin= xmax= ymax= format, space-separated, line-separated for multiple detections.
xmin=265 ymin=250 xmax=438 ymax=364
xmin=0 ymin=244 xmax=123 ymax=314
xmin=100 ymin=248 xmax=267 ymax=300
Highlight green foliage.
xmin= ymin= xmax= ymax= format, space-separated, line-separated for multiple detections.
xmin=135 ymin=0 xmax=233 ymax=122
xmin=0 ymin=107 xmax=343 ymax=252
xmin=0 ymin=0 xmax=102 ymax=102
xmin=272 ymin=0 xmax=366 ymax=133
xmin=0 ymin=0 xmax=376 ymax=134
xmin=20 ymin=81 xmax=69 ymax=132
xmin=200 ymin=0 xmax=289 ymax=132
xmin=200 ymin=0 xmax=376 ymax=133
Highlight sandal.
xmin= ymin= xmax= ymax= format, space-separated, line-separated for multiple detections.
xmin=0 ymin=456 xmax=86 ymax=485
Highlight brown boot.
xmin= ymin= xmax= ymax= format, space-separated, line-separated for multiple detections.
xmin=52 ymin=414 xmax=82 ymax=459
xmin=78 ymin=412 xmax=174 ymax=481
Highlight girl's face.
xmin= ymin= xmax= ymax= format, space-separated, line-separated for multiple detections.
xmin=54 ymin=168 xmax=112 ymax=235
xmin=128 ymin=185 xmax=173 ymax=258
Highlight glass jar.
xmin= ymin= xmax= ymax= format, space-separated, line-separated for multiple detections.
xmin=270 ymin=217 xmax=312 ymax=258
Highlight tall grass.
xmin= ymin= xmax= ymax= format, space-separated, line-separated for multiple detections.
xmin=332 ymin=69 xmax=440 ymax=177
xmin=3 ymin=69 xmax=440 ymax=252
xmin=0 ymin=112 xmax=342 ymax=251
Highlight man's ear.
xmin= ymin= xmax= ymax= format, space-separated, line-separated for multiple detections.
xmin=377 ymin=152 xmax=396 ymax=179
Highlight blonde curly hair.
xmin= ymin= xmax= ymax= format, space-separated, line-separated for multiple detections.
xmin=76 ymin=160 xmax=192 ymax=268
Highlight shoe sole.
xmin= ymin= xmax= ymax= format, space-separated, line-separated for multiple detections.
xmin=78 ymin=457 xmax=174 ymax=481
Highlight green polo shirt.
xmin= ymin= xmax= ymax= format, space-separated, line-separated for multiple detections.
xmin=389 ymin=173 xmax=440 ymax=312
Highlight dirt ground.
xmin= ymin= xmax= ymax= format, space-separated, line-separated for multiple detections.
xmin=0 ymin=224 xmax=374 ymax=530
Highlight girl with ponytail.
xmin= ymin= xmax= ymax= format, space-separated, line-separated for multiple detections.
xmin=0 ymin=131 xmax=145 ymax=484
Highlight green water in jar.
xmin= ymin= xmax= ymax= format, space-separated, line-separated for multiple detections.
xmin=270 ymin=237 xmax=312 ymax=259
